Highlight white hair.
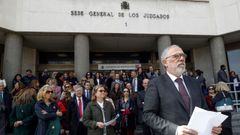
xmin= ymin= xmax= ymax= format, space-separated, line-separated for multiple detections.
xmin=0 ymin=79 xmax=6 ymax=87
xmin=160 ymin=45 xmax=181 ymax=62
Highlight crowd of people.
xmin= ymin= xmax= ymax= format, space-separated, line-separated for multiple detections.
xmin=0 ymin=45 xmax=239 ymax=135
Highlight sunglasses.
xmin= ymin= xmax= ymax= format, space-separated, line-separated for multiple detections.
xmin=46 ymin=90 xmax=54 ymax=94
xmin=98 ymin=90 xmax=105 ymax=93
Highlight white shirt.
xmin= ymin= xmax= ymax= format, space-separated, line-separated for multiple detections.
xmin=97 ymin=101 xmax=104 ymax=108
xmin=166 ymin=71 xmax=190 ymax=96
xmin=167 ymin=72 xmax=191 ymax=135
xmin=133 ymin=78 xmax=138 ymax=92
xmin=85 ymin=89 xmax=90 ymax=98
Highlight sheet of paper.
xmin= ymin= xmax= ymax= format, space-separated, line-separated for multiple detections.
xmin=104 ymin=114 xmax=120 ymax=126
xmin=187 ymin=107 xmax=228 ymax=135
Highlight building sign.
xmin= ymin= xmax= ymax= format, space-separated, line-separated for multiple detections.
xmin=71 ymin=10 xmax=169 ymax=20
xmin=70 ymin=1 xmax=169 ymax=21
xmin=98 ymin=64 xmax=141 ymax=70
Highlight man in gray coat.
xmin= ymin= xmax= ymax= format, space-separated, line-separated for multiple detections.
xmin=143 ymin=45 xmax=222 ymax=135
xmin=217 ymin=65 xmax=228 ymax=83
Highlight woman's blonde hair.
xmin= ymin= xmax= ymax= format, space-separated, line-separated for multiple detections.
xmin=13 ymin=88 xmax=36 ymax=106
xmin=91 ymin=85 xmax=105 ymax=101
xmin=215 ymin=81 xmax=230 ymax=92
xmin=37 ymin=85 xmax=54 ymax=101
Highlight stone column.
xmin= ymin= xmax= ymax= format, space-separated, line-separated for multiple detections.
xmin=3 ymin=33 xmax=23 ymax=89
xmin=210 ymin=36 xmax=228 ymax=82
xmin=74 ymin=34 xmax=89 ymax=79
xmin=157 ymin=35 xmax=171 ymax=74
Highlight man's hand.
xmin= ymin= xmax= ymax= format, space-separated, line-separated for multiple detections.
xmin=13 ymin=121 xmax=23 ymax=127
xmin=96 ymin=122 xmax=105 ymax=128
xmin=177 ymin=125 xmax=198 ymax=135
xmin=212 ymin=126 xmax=222 ymax=135
xmin=56 ymin=110 xmax=63 ymax=117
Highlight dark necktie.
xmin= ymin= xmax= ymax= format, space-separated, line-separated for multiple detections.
xmin=78 ymin=98 xmax=83 ymax=118
xmin=175 ymin=78 xmax=190 ymax=113
xmin=86 ymin=90 xmax=89 ymax=99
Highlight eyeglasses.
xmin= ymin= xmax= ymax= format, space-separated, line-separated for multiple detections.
xmin=123 ymin=90 xmax=129 ymax=93
xmin=46 ymin=90 xmax=54 ymax=94
xmin=208 ymin=87 xmax=214 ymax=90
xmin=98 ymin=90 xmax=105 ymax=93
xmin=165 ymin=53 xmax=187 ymax=60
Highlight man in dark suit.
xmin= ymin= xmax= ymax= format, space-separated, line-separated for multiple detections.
xmin=129 ymin=70 xmax=143 ymax=93
xmin=0 ymin=80 xmax=12 ymax=135
xmin=137 ymin=78 xmax=152 ymax=135
xmin=143 ymin=45 xmax=222 ymax=135
xmin=83 ymin=81 xmax=92 ymax=100
xmin=217 ymin=65 xmax=228 ymax=83
xmin=68 ymin=85 xmax=89 ymax=135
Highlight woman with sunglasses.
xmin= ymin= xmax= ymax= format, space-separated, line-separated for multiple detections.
xmin=117 ymin=88 xmax=136 ymax=135
xmin=83 ymin=85 xmax=116 ymax=135
xmin=205 ymin=85 xmax=216 ymax=111
xmin=35 ymin=85 xmax=62 ymax=135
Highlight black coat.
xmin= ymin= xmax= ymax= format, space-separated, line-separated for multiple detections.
xmin=137 ymin=90 xmax=146 ymax=123
xmin=212 ymin=91 xmax=232 ymax=128
xmin=68 ymin=96 xmax=89 ymax=135
xmin=143 ymin=74 xmax=208 ymax=135
xmin=1 ymin=91 xmax=12 ymax=133
xmin=117 ymin=98 xmax=136 ymax=130
xmin=2 ymin=91 xmax=12 ymax=117
xmin=34 ymin=101 xmax=59 ymax=135
xmin=129 ymin=77 xmax=143 ymax=92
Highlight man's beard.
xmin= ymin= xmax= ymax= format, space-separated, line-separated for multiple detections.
xmin=175 ymin=64 xmax=186 ymax=77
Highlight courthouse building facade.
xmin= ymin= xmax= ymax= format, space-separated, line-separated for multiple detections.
xmin=1 ymin=0 xmax=240 ymax=86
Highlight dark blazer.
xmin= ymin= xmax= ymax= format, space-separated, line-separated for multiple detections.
xmin=83 ymin=89 xmax=92 ymax=101
xmin=68 ymin=96 xmax=89 ymax=135
xmin=137 ymin=90 xmax=146 ymax=123
xmin=83 ymin=101 xmax=115 ymax=135
xmin=0 ymin=91 xmax=12 ymax=133
xmin=217 ymin=69 xmax=228 ymax=83
xmin=143 ymin=74 xmax=208 ymax=135
xmin=94 ymin=78 xmax=105 ymax=86
xmin=129 ymin=77 xmax=143 ymax=92
xmin=2 ymin=91 xmax=12 ymax=117
xmin=34 ymin=100 xmax=58 ymax=135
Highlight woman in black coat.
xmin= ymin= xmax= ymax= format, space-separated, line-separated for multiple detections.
xmin=117 ymin=88 xmax=136 ymax=135
xmin=212 ymin=82 xmax=233 ymax=135
xmin=35 ymin=85 xmax=62 ymax=135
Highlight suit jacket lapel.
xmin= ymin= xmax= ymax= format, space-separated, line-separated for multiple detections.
xmin=163 ymin=74 xmax=189 ymax=114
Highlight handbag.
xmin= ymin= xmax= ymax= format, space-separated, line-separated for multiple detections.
xmin=215 ymin=92 xmax=233 ymax=112
xmin=46 ymin=117 xmax=61 ymax=135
